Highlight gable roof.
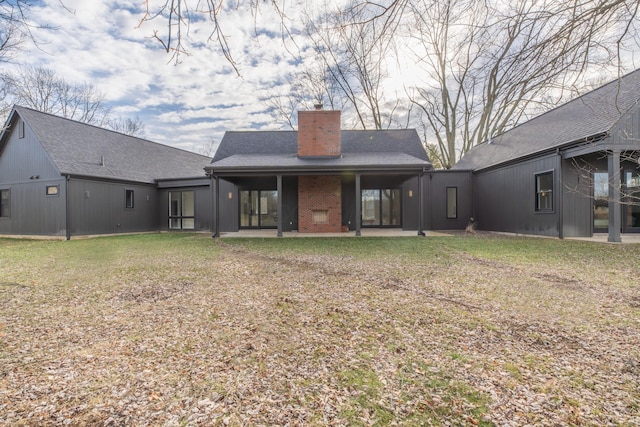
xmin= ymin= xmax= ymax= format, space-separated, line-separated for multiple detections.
xmin=209 ymin=129 xmax=431 ymax=173
xmin=4 ymin=106 xmax=211 ymax=184
xmin=453 ymin=69 xmax=640 ymax=171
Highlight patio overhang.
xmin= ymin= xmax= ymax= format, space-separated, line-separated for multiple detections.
xmin=205 ymin=152 xmax=432 ymax=177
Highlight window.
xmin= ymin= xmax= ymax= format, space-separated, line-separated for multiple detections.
xmin=0 ymin=189 xmax=9 ymax=217
xmin=46 ymin=185 xmax=59 ymax=197
xmin=535 ymin=171 xmax=553 ymax=211
xmin=626 ymin=171 xmax=640 ymax=189
xmin=18 ymin=120 xmax=24 ymax=139
xmin=446 ymin=187 xmax=457 ymax=219
xmin=625 ymin=171 xmax=640 ymax=229
xmin=169 ymin=191 xmax=195 ymax=230
xmin=593 ymin=172 xmax=609 ymax=231
xmin=125 ymin=189 xmax=134 ymax=209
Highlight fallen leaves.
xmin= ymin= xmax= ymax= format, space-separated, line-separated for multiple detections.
xmin=0 ymin=234 xmax=639 ymax=425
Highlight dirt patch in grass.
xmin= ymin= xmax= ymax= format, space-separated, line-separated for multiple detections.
xmin=0 ymin=234 xmax=639 ymax=426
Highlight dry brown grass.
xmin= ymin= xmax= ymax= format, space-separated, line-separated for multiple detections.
xmin=0 ymin=233 xmax=639 ymax=426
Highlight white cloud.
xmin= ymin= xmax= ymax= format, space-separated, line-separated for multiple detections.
xmin=11 ymin=0 xmax=309 ymax=153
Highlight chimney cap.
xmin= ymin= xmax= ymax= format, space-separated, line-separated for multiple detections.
xmin=314 ymin=103 xmax=323 ymax=110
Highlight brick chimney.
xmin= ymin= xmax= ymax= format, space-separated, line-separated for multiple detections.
xmin=297 ymin=106 xmax=341 ymax=158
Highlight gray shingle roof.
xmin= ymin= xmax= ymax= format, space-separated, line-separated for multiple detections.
xmin=453 ymin=69 xmax=640 ymax=171
xmin=210 ymin=128 xmax=431 ymax=171
xmin=13 ymin=106 xmax=211 ymax=183
xmin=210 ymin=152 xmax=429 ymax=172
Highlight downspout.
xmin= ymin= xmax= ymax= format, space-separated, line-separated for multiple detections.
xmin=212 ymin=176 xmax=220 ymax=238
xmin=64 ymin=175 xmax=71 ymax=240
xmin=277 ymin=174 xmax=283 ymax=237
xmin=557 ymin=149 xmax=564 ymax=239
xmin=206 ymin=171 xmax=214 ymax=237
xmin=417 ymin=170 xmax=425 ymax=236
xmin=355 ymin=173 xmax=361 ymax=236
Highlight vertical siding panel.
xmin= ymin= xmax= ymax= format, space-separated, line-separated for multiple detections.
xmin=474 ymin=155 xmax=559 ymax=236
xmin=426 ymin=171 xmax=473 ymax=230
xmin=0 ymin=119 xmax=66 ymax=235
xmin=68 ymin=179 xmax=159 ymax=236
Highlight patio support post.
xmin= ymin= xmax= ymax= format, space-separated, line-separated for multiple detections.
xmin=277 ymin=174 xmax=283 ymax=237
xmin=417 ymin=172 xmax=425 ymax=236
xmin=607 ymin=150 xmax=622 ymax=242
xmin=212 ymin=176 xmax=220 ymax=238
xmin=355 ymin=172 xmax=361 ymax=236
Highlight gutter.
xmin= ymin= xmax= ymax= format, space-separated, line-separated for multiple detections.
xmin=62 ymin=173 xmax=157 ymax=186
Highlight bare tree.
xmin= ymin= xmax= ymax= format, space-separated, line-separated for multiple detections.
xmin=264 ymin=63 xmax=348 ymax=129
xmin=197 ymin=136 xmax=218 ymax=157
xmin=137 ymin=0 xmax=292 ymax=73
xmin=139 ymin=0 xmax=639 ymax=168
xmin=0 ymin=65 xmax=147 ymax=134
xmin=307 ymin=5 xmax=399 ymax=130
xmin=0 ymin=65 xmax=111 ymax=125
xmin=0 ymin=0 xmax=42 ymax=63
xmin=266 ymin=3 xmax=411 ymax=131
xmin=398 ymin=0 xmax=640 ymax=168
xmin=108 ymin=116 xmax=146 ymax=137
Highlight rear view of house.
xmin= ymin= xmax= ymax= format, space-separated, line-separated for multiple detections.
xmin=4 ymin=69 xmax=639 ymax=241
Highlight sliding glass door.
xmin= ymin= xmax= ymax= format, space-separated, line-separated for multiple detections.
xmin=361 ymin=189 xmax=401 ymax=227
xmin=169 ymin=191 xmax=195 ymax=230
xmin=624 ymin=171 xmax=640 ymax=232
xmin=240 ymin=190 xmax=278 ymax=228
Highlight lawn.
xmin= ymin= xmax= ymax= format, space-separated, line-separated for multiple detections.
xmin=0 ymin=233 xmax=639 ymax=426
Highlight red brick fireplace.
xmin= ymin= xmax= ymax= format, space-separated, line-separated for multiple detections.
xmin=297 ymin=108 xmax=343 ymax=233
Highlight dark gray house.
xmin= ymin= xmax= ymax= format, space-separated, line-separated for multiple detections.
xmin=454 ymin=69 xmax=640 ymax=242
xmin=206 ymin=109 xmax=441 ymax=236
xmin=3 ymin=69 xmax=639 ymax=240
xmin=0 ymin=106 xmax=212 ymax=239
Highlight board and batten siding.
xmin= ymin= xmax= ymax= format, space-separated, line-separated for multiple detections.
xmin=473 ymin=154 xmax=560 ymax=236
xmin=401 ymin=176 xmax=420 ymax=231
xmin=0 ymin=117 xmax=61 ymax=184
xmin=0 ymin=117 xmax=67 ymax=236
xmin=561 ymin=156 xmax=601 ymax=238
xmin=425 ymin=170 xmax=473 ymax=231
xmin=67 ymin=179 xmax=159 ymax=236
xmin=0 ymin=179 xmax=67 ymax=236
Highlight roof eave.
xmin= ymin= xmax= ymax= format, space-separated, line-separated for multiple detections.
xmin=205 ymin=163 xmax=432 ymax=176
xmin=467 ymin=132 xmax=610 ymax=173
xmin=62 ymin=173 xmax=157 ymax=186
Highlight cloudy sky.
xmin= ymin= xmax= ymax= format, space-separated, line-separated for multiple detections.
xmin=6 ymin=1 xmax=640 ymax=157
xmin=11 ymin=0 xmax=320 ymax=154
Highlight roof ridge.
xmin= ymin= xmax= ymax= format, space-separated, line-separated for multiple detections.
xmin=14 ymin=105 xmax=211 ymax=160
